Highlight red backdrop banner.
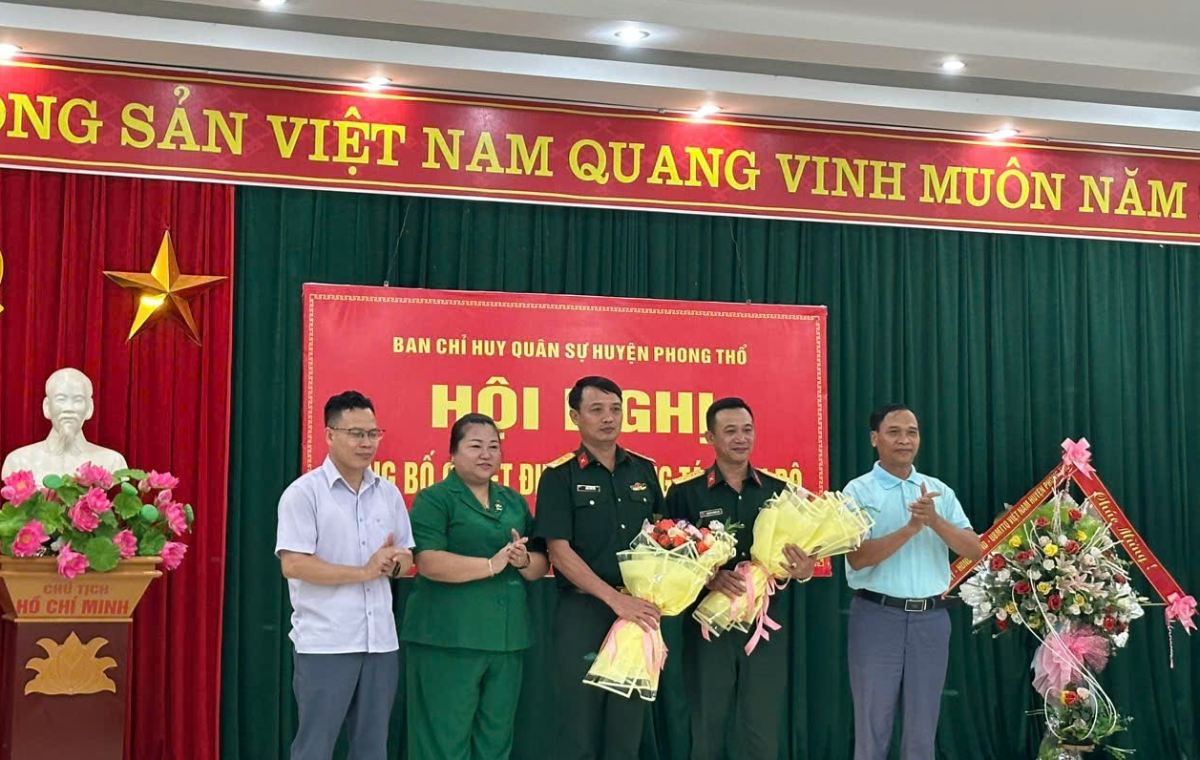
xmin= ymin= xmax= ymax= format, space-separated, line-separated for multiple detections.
xmin=301 ymin=285 xmax=827 ymax=546
xmin=3 ymin=57 xmax=1200 ymax=244
xmin=0 ymin=168 xmax=232 ymax=760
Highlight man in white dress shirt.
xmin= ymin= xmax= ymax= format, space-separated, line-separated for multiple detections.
xmin=276 ymin=390 xmax=414 ymax=760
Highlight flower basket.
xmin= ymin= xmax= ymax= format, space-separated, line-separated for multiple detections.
xmin=0 ymin=555 xmax=161 ymax=621
xmin=0 ymin=464 xmax=193 ymax=579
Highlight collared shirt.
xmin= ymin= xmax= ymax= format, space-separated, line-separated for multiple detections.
xmin=401 ymin=470 xmax=537 ymax=652
xmin=843 ymin=461 xmax=972 ymax=598
xmin=533 ymin=443 xmax=664 ymax=590
xmin=275 ymin=456 xmax=414 ymax=654
xmin=664 ymin=463 xmax=787 ymax=569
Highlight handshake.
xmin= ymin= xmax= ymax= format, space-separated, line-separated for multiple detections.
xmin=365 ymin=533 xmax=413 ymax=579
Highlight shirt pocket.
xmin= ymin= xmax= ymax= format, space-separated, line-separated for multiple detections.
xmin=572 ymin=488 xmax=613 ymax=542
xmin=624 ymin=486 xmax=654 ymax=519
xmin=367 ymin=502 xmax=396 ymax=549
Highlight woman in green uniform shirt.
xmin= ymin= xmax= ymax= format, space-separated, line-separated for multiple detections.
xmin=401 ymin=412 xmax=549 ymax=760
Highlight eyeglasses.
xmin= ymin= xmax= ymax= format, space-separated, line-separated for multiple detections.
xmin=328 ymin=427 xmax=386 ymax=442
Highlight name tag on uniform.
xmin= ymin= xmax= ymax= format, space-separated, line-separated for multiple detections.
xmin=576 ymin=484 xmax=601 ymax=493
xmin=699 ymin=508 xmax=724 ymax=520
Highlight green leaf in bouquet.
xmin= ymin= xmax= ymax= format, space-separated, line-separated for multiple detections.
xmin=121 ymin=481 xmax=139 ymax=497
xmin=99 ymin=510 xmax=118 ymax=529
xmin=0 ymin=504 xmax=29 ymax=539
xmin=56 ymin=484 xmax=83 ymax=507
xmin=137 ymin=530 xmax=167 ymax=557
xmin=92 ymin=522 xmax=117 ymax=541
xmin=113 ymin=492 xmax=143 ymax=520
xmin=113 ymin=468 xmax=148 ymax=481
xmin=42 ymin=474 xmax=64 ymax=490
xmin=140 ymin=504 xmax=160 ymax=523
xmin=83 ymin=536 xmax=121 ymax=572
xmin=185 ymin=504 xmax=194 ymax=524
xmin=33 ymin=501 xmax=66 ymax=534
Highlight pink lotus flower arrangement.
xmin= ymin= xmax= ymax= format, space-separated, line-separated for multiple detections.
xmin=0 ymin=464 xmax=193 ymax=577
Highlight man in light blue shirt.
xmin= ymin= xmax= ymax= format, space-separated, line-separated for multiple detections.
xmin=276 ymin=390 xmax=414 ymax=760
xmin=843 ymin=404 xmax=983 ymax=760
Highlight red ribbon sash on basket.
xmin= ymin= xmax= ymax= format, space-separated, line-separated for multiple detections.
xmin=945 ymin=439 xmax=1196 ymax=637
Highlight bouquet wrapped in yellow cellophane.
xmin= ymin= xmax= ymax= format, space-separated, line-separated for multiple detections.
xmin=583 ymin=519 xmax=737 ymax=701
xmin=693 ymin=487 xmax=873 ymax=653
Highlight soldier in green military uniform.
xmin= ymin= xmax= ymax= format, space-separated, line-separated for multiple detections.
xmin=665 ymin=397 xmax=816 ymax=760
xmin=401 ymin=412 xmax=549 ymax=760
xmin=533 ymin=376 xmax=665 ymax=760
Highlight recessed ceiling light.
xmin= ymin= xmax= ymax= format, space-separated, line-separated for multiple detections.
xmin=0 ymin=43 xmax=22 ymax=59
xmin=614 ymin=27 xmax=651 ymax=44
xmin=692 ymin=103 xmax=722 ymax=119
xmin=987 ymin=127 xmax=1020 ymax=141
xmin=364 ymin=75 xmax=392 ymax=90
xmin=258 ymin=0 xmax=286 ymax=7
xmin=940 ymin=57 xmax=966 ymax=73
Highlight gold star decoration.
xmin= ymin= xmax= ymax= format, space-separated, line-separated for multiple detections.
xmin=104 ymin=230 xmax=226 ymax=344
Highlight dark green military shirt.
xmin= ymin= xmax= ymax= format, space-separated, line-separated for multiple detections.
xmin=400 ymin=470 xmax=536 ymax=652
xmin=533 ymin=444 xmax=665 ymax=590
xmin=664 ymin=463 xmax=788 ymax=569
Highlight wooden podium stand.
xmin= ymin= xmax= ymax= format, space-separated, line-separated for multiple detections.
xmin=0 ymin=557 xmax=161 ymax=760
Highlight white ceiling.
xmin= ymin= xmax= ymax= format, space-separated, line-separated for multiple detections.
xmin=3 ymin=0 xmax=1200 ymax=148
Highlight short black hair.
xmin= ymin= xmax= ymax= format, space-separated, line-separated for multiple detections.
xmin=450 ymin=413 xmax=500 ymax=454
xmin=869 ymin=403 xmax=915 ymax=431
xmin=706 ymin=397 xmax=754 ymax=432
xmin=568 ymin=376 xmax=622 ymax=411
xmin=324 ymin=390 xmax=375 ymax=426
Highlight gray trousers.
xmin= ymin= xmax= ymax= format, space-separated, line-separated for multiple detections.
xmin=847 ymin=594 xmax=951 ymax=760
xmin=291 ymin=651 xmax=400 ymax=760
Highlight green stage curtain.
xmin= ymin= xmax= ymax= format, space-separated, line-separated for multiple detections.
xmin=222 ymin=189 xmax=1199 ymax=759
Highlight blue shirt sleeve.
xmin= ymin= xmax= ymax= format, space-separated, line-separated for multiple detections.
xmin=936 ymin=484 xmax=972 ymax=530
xmin=843 ymin=478 xmax=877 ymax=539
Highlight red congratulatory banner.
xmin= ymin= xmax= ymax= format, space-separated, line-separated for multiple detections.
xmin=301 ymin=285 xmax=827 ymax=507
xmin=3 ymin=57 xmax=1200 ymax=244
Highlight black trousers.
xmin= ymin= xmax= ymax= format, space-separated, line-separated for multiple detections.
xmin=552 ymin=590 xmax=653 ymax=760
xmin=682 ymin=614 xmax=789 ymax=760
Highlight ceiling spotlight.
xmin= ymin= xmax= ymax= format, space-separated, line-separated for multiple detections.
xmin=614 ymin=27 xmax=651 ymax=44
xmin=258 ymin=0 xmax=287 ymax=7
xmin=940 ymin=57 xmax=966 ymax=73
xmin=0 ymin=43 xmax=22 ymax=59
xmin=364 ymin=75 xmax=392 ymax=90
xmin=987 ymin=127 xmax=1020 ymax=141
xmin=692 ymin=103 xmax=722 ymax=119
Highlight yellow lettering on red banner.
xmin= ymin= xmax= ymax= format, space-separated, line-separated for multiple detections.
xmin=59 ymin=98 xmax=102 ymax=145
xmin=465 ymin=131 xmax=504 ymax=174
xmin=265 ymin=114 xmax=305 ymax=159
xmin=120 ymin=103 xmax=156 ymax=148
xmin=726 ymin=149 xmax=759 ymax=191
xmin=505 ymin=134 xmax=554 ymax=177
xmin=157 ymin=107 xmax=203 ymax=152
xmin=647 ymin=145 xmax=683 ymax=186
xmin=1078 ymin=174 xmax=1113 ymax=214
xmin=611 ymin=142 xmax=644 ymax=184
xmin=423 ymin=127 xmax=465 ymax=170
xmin=568 ymin=139 xmax=608 ymax=184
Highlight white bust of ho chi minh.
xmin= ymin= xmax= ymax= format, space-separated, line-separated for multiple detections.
xmin=1 ymin=368 xmax=128 ymax=482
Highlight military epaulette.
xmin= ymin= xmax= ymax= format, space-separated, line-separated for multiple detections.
xmin=545 ymin=452 xmax=575 ymax=468
xmin=669 ymin=469 xmax=706 ymax=487
xmin=756 ymin=467 xmax=789 ymax=485
xmin=624 ymin=448 xmax=657 ymax=465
